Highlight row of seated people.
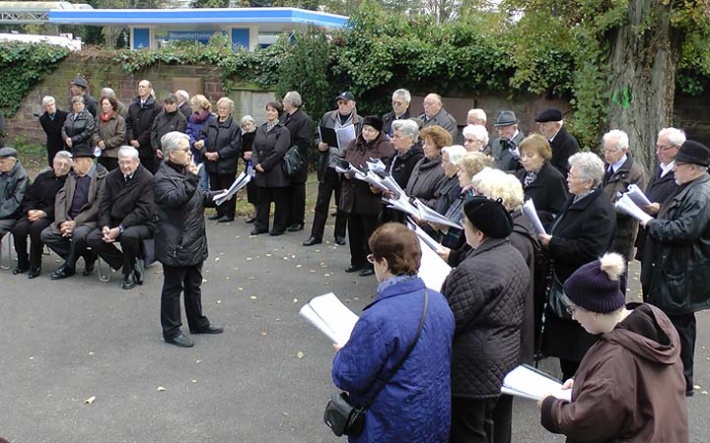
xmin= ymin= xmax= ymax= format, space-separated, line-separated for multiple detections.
xmin=0 ymin=144 xmax=153 ymax=290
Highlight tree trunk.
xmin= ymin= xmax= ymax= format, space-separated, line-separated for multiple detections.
xmin=606 ymin=0 xmax=681 ymax=178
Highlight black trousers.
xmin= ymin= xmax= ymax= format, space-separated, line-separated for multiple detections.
xmin=450 ymin=397 xmax=499 ymax=443
xmin=40 ymin=224 xmax=96 ymax=269
xmin=288 ymin=181 xmax=306 ymax=226
xmin=668 ymin=312 xmax=696 ymax=392
xmin=347 ymin=212 xmax=378 ymax=268
xmin=86 ymin=225 xmax=152 ymax=275
xmin=254 ymin=186 xmax=290 ymax=233
xmin=12 ymin=216 xmax=52 ymax=270
xmin=209 ymin=173 xmax=237 ymax=219
xmin=141 ymin=157 xmax=157 ymax=175
xmin=491 ymin=394 xmax=512 ymax=443
xmin=310 ymin=168 xmax=347 ymax=241
xmin=98 ymin=156 xmax=119 ymax=172
xmin=160 ymin=263 xmax=210 ymax=339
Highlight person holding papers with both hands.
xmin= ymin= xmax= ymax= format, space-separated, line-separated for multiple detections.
xmin=340 ymin=116 xmax=395 ymax=276
xmin=537 ymin=253 xmax=688 ymax=442
xmin=331 ymin=223 xmax=455 ymax=443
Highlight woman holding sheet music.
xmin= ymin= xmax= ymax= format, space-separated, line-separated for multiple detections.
xmin=340 ymin=116 xmax=395 ymax=276
xmin=332 ymin=223 xmax=455 ymax=443
xmin=538 ymin=152 xmax=616 ymax=382
xmin=538 ymin=253 xmax=688 ymax=441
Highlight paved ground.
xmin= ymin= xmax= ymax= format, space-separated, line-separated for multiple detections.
xmin=1 ymin=210 xmax=709 ymax=442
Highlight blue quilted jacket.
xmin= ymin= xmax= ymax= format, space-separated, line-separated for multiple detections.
xmin=332 ymin=277 xmax=455 ymax=443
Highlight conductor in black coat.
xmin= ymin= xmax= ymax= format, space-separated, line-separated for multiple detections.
xmin=534 ymin=108 xmax=580 ymax=177
xmin=39 ymin=96 xmax=68 ymax=167
xmin=86 ymin=146 xmax=155 ymax=290
xmin=538 ymin=152 xmax=616 ymax=381
xmin=154 ymin=132 xmax=223 ymax=348
xmin=281 ymin=91 xmax=312 ymax=232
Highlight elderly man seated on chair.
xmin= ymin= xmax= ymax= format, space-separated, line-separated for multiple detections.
xmin=0 ymin=147 xmax=30 ymax=239
xmin=41 ymin=145 xmax=108 ymax=279
xmin=87 ymin=146 xmax=155 ymax=289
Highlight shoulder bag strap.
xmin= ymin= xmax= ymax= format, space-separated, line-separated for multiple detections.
xmin=362 ymin=289 xmax=429 ymax=409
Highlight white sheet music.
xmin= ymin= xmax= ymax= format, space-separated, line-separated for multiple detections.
xmin=213 ymin=171 xmax=251 ymax=206
xmin=501 ymin=365 xmax=572 ymax=402
xmin=299 ymin=293 xmax=359 ymax=348
xmin=615 ymin=193 xmax=653 ymax=224
xmin=522 ymin=199 xmax=547 ymax=235
xmin=625 ymin=184 xmax=651 ymax=206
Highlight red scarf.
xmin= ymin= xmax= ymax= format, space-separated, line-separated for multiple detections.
xmin=100 ymin=110 xmax=114 ymax=123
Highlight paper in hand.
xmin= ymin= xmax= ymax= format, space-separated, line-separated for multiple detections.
xmin=615 ymin=193 xmax=653 ymax=224
xmin=625 ymin=184 xmax=651 ymax=206
xmin=299 ymin=293 xmax=359 ymax=348
xmin=522 ymin=199 xmax=547 ymax=235
xmin=501 ymin=364 xmax=572 ymax=402
xmin=213 ymin=171 xmax=251 ymax=206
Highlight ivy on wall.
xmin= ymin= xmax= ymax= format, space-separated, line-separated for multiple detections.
xmin=0 ymin=42 xmax=71 ymax=118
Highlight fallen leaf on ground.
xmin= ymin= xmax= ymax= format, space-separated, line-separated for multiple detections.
xmin=84 ymin=396 xmax=96 ymax=404
xmin=157 ymin=386 xmax=166 ymax=392
xmin=296 ymin=351 xmax=305 ymax=359
xmin=250 ymin=295 xmax=258 ymax=300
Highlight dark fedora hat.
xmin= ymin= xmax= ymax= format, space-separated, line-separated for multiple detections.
xmin=72 ymin=145 xmax=95 ymax=158
xmin=493 ymin=110 xmax=518 ymax=127
xmin=675 ymin=140 xmax=710 ymax=167
xmin=72 ymin=76 xmax=89 ymax=89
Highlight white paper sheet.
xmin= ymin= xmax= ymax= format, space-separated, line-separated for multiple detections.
xmin=299 ymin=293 xmax=359 ymax=348
xmin=367 ymin=158 xmax=387 ymax=173
xmin=335 ymin=125 xmax=356 ymax=150
xmin=412 ymin=199 xmax=461 ymax=229
xmin=407 ymin=219 xmax=443 ymax=252
xmin=625 ymin=184 xmax=652 ymax=206
xmin=501 ymin=365 xmax=572 ymax=402
xmin=615 ymin=193 xmax=653 ymax=224
xmin=405 ymin=222 xmax=452 ymax=292
xmin=522 ymin=199 xmax=547 ymax=235
xmin=213 ymin=172 xmax=251 ymax=206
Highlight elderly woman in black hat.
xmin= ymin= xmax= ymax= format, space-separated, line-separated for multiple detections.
xmin=539 ymin=253 xmax=688 ymax=441
xmin=340 ymin=115 xmax=395 ymax=276
xmin=441 ymin=196 xmax=529 ymax=443
xmin=640 ymin=139 xmax=710 ymax=397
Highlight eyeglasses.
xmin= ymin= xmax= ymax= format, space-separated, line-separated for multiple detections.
xmin=366 ymin=254 xmax=376 ymax=264
xmin=656 ymin=144 xmax=677 ymax=152
xmin=565 ymin=305 xmax=577 ymax=316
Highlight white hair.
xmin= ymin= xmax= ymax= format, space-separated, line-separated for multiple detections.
xmin=284 ymin=91 xmax=302 ymax=108
xmin=53 ymin=150 xmax=73 ymax=164
xmin=101 ymin=87 xmax=116 ymax=98
xmin=462 ymin=124 xmax=489 ymax=146
xmin=569 ymin=152 xmax=605 ymax=187
xmin=442 ymin=145 xmax=467 ymax=166
xmin=392 ymin=119 xmax=419 ymax=141
xmin=467 ymin=108 xmax=487 ymax=124
xmin=117 ymin=145 xmax=140 ymax=160
xmin=41 ymin=96 xmax=55 ymax=107
xmin=658 ymin=127 xmax=686 ymax=148
xmin=175 ymin=90 xmax=189 ymax=102
xmin=392 ymin=89 xmax=411 ymax=104
xmin=603 ymin=129 xmax=629 ymax=151
xmin=161 ymin=131 xmax=189 ymax=154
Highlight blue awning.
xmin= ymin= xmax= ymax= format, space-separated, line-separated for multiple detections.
xmin=48 ymin=7 xmax=349 ymax=28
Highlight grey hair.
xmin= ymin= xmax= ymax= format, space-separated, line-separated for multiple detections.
xmin=161 ymin=131 xmax=189 ymax=154
xmin=658 ymin=127 xmax=686 ymax=147
xmin=117 ymin=145 xmax=140 ymax=160
xmin=462 ymin=124 xmax=489 ymax=145
xmin=101 ymin=87 xmax=116 ymax=98
xmin=283 ymin=91 xmax=302 ymax=108
xmin=392 ymin=88 xmax=411 ymax=104
xmin=467 ymin=108 xmax=487 ymax=123
xmin=53 ymin=150 xmax=73 ymax=164
xmin=568 ymin=152 xmax=605 ymax=188
xmin=175 ymin=90 xmax=189 ymax=102
xmin=240 ymin=115 xmax=255 ymax=126
xmin=392 ymin=119 xmax=419 ymax=141
xmin=71 ymin=95 xmax=85 ymax=104
xmin=441 ymin=145 xmax=467 ymax=166
xmin=426 ymin=93 xmax=442 ymax=105
xmin=41 ymin=96 xmax=56 ymax=107
xmin=216 ymin=97 xmax=234 ymax=112
xmin=603 ymin=129 xmax=629 ymax=151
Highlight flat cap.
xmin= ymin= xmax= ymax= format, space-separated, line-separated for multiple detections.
xmin=535 ymin=107 xmax=563 ymax=123
xmin=0 ymin=147 xmax=18 ymax=158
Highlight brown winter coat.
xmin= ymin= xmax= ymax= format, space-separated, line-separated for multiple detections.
xmin=92 ymin=113 xmax=126 ymax=158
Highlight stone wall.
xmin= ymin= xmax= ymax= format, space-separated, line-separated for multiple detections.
xmin=6 ymin=54 xmax=274 ymax=145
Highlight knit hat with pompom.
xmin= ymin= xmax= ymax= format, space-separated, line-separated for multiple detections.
xmin=563 ymin=253 xmax=626 ymax=313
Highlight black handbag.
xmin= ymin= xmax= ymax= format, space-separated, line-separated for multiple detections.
xmin=282 ymin=145 xmax=304 ymax=177
xmin=548 ymin=272 xmax=572 ymax=321
xmin=324 ymin=290 xmax=429 ymax=437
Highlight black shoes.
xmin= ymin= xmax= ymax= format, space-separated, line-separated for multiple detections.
xmin=250 ymin=229 xmax=268 ymax=236
xmin=345 ymin=265 xmax=364 ymax=273
xmin=27 ymin=268 xmax=41 ymax=279
xmin=270 ymin=230 xmax=285 ymax=236
xmin=207 ymin=213 xmax=221 ymax=221
xmin=13 ymin=263 xmax=29 ymax=275
xmin=359 ymin=268 xmax=375 ymax=277
xmin=190 ymin=324 xmax=224 ymax=334
xmin=302 ymin=236 xmax=322 ymax=246
xmin=133 ymin=259 xmax=145 ymax=285
xmin=122 ymin=273 xmax=136 ymax=290
xmin=82 ymin=259 xmax=96 ymax=276
xmin=50 ymin=264 xmax=76 ymax=280
xmin=245 ymin=215 xmax=256 ymax=224
xmin=217 ymin=215 xmax=234 ymax=223
xmin=287 ymin=223 xmax=304 ymax=232
xmin=335 ymin=236 xmax=346 ymax=246
xmin=164 ymin=332 xmax=194 ymax=348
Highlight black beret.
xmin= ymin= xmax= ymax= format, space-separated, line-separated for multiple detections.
xmin=362 ymin=115 xmax=383 ymax=132
xmin=534 ymin=107 xmax=563 ymax=123
xmin=463 ymin=196 xmax=513 ymax=239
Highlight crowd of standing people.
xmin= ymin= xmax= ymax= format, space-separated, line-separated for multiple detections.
xmin=0 ymin=77 xmax=707 ymax=442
